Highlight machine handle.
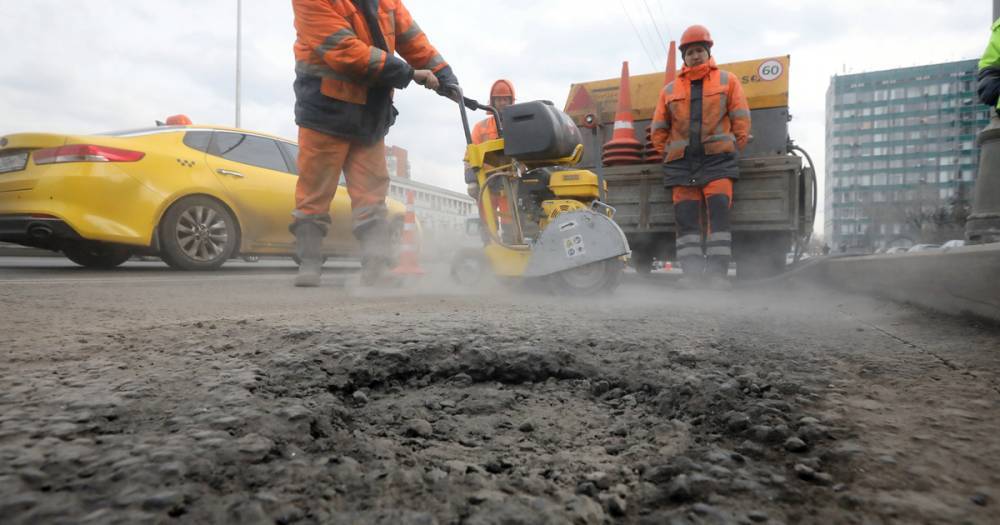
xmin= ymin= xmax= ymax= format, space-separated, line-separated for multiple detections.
xmin=591 ymin=200 xmax=616 ymax=219
xmin=441 ymin=84 xmax=502 ymax=145
xmin=216 ymin=168 xmax=245 ymax=178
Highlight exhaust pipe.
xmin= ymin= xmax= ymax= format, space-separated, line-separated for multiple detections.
xmin=27 ymin=223 xmax=54 ymax=240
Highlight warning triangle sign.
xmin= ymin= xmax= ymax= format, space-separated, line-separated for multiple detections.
xmin=564 ymin=84 xmax=595 ymax=113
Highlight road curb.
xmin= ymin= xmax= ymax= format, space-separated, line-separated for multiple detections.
xmin=814 ymin=245 xmax=1000 ymax=323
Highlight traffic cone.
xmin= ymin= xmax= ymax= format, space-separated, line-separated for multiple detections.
xmin=664 ymin=40 xmax=677 ymax=85
xmin=643 ymin=124 xmax=663 ymax=163
xmin=644 ymin=41 xmax=677 ymax=164
xmin=392 ymin=190 xmax=424 ymax=276
xmin=601 ymin=61 xmax=644 ymax=166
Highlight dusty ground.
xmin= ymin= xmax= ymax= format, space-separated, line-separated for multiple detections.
xmin=0 ymin=258 xmax=998 ymax=524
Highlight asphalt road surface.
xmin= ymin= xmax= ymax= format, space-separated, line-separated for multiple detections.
xmin=1 ymin=256 xmax=998 ymax=524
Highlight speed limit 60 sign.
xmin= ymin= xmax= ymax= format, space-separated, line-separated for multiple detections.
xmin=757 ymin=60 xmax=784 ymax=81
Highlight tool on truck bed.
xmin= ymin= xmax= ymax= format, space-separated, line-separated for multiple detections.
xmin=442 ymin=86 xmax=630 ymax=295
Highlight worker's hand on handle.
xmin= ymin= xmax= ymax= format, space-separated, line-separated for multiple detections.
xmin=437 ymin=83 xmax=463 ymax=104
xmin=413 ymin=70 xmax=440 ymax=91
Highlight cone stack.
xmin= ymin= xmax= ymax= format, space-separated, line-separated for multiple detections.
xmin=643 ymin=124 xmax=662 ymax=164
xmin=601 ymin=61 xmax=644 ymax=166
xmin=391 ymin=190 xmax=424 ymax=276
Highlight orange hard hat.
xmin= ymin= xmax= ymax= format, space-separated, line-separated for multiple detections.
xmin=680 ymin=25 xmax=713 ymax=51
xmin=489 ymin=79 xmax=515 ymax=102
xmin=165 ymin=114 xmax=193 ymax=126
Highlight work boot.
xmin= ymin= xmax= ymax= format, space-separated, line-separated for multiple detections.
xmin=705 ymin=256 xmax=732 ymax=291
xmin=292 ymin=221 xmax=325 ymax=287
xmin=677 ymin=255 xmax=706 ymax=290
xmin=357 ymin=219 xmax=400 ymax=287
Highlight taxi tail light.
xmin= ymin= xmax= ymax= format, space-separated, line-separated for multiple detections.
xmin=34 ymin=144 xmax=145 ymax=165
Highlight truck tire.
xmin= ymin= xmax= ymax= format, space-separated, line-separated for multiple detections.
xmin=735 ymin=232 xmax=789 ymax=281
xmin=631 ymin=249 xmax=654 ymax=276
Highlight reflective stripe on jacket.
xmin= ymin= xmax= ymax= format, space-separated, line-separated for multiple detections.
xmin=651 ymin=58 xmax=751 ymax=164
xmin=293 ymin=0 xmax=448 ymax=105
xmin=471 ymin=116 xmax=499 ymax=144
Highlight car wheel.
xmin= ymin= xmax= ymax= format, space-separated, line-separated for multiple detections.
xmin=62 ymin=242 xmax=132 ymax=269
xmin=159 ymin=196 xmax=238 ymax=270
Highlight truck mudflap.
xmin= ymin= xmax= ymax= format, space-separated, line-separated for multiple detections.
xmin=523 ymin=209 xmax=630 ymax=278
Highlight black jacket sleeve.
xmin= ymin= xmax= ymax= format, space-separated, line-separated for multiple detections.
xmin=978 ymin=66 xmax=1000 ymax=108
xmin=433 ymin=65 xmax=459 ymax=89
xmin=375 ymin=55 xmax=415 ymax=89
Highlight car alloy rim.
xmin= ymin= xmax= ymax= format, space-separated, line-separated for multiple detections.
xmin=176 ymin=206 xmax=229 ymax=262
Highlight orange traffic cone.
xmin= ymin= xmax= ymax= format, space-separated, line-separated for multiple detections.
xmin=602 ymin=61 xmax=644 ymax=166
xmin=644 ymin=124 xmax=663 ymax=163
xmin=664 ymin=40 xmax=677 ymax=85
xmin=392 ymin=190 xmax=424 ymax=276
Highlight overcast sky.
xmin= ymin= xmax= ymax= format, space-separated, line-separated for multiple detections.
xmin=0 ymin=1 xmax=992 ymax=232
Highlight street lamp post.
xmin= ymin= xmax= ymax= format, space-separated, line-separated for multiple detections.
xmin=235 ymin=0 xmax=242 ymax=129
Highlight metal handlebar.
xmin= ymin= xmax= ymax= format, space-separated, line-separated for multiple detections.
xmin=441 ymin=84 xmax=502 ymax=145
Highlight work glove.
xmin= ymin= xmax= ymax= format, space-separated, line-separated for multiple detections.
xmin=434 ymin=66 xmax=462 ymax=102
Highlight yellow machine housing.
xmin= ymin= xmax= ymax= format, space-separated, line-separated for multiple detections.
xmin=547 ymin=170 xmax=602 ymax=200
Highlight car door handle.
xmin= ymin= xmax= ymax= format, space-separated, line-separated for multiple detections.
xmin=216 ymin=168 xmax=245 ymax=178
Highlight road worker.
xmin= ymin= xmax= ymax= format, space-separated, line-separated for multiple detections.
xmin=290 ymin=0 xmax=458 ymax=287
xmin=651 ymin=24 xmax=751 ymax=290
xmin=471 ymin=79 xmax=516 ymax=243
xmin=978 ymin=18 xmax=1000 ymax=115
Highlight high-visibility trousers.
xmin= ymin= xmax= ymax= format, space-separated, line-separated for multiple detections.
xmin=293 ymin=127 xmax=389 ymax=231
xmin=672 ymin=178 xmax=733 ymax=273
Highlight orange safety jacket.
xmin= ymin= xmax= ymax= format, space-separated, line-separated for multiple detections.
xmin=470 ymin=116 xmax=513 ymax=224
xmin=471 ymin=116 xmax=500 ymax=145
xmin=651 ymin=58 xmax=751 ymax=164
xmin=293 ymin=0 xmax=448 ymax=105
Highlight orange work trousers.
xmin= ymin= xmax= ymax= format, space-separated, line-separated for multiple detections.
xmin=672 ymin=178 xmax=734 ymax=263
xmin=671 ymin=178 xmax=734 ymax=207
xmin=294 ymin=127 xmax=389 ymax=224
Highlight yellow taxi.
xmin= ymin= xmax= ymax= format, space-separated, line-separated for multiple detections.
xmin=0 ymin=118 xmax=407 ymax=269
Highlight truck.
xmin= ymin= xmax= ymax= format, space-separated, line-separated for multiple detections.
xmin=564 ymin=55 xmax=816 ymax=279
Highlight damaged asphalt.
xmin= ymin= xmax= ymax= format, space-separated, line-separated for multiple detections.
xmin=1 ymin=263 xmax=998 ymax=524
